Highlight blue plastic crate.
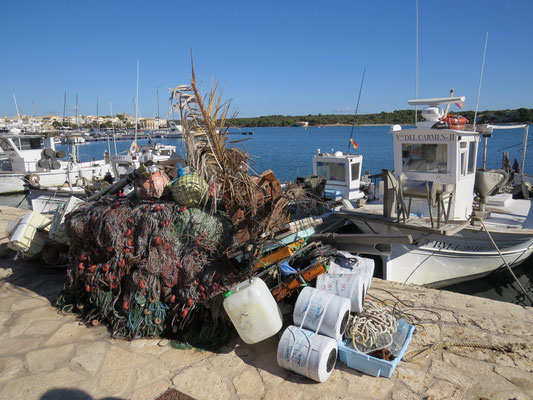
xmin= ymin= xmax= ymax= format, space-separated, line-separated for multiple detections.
xmin=337 ymin=323 xmax=415 ymax=378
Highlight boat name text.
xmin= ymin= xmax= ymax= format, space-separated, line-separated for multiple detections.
xmin=419 ymin=239 xmax=485 ymax=252
xmin=396 ymin=133 xmax=453 ymax=142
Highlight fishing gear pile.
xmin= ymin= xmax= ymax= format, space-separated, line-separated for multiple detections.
xmin=56 ymin=63 xmax=305 ymax=345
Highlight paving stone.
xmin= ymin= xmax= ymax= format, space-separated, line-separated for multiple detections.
xmin=158 ymin=347 xmax=213 ymax=372
xmin=423 ymin=378 xmax=457 ymax=399
xmin=44 ymin=321 xmax=105 ymax=346
xmin=129 ymin=378 xmax=172 ymax=400
xmin=71 ymin=341 xmax=108 ymax=374
xmin=494 ymin=364 xmax=533 ymax=392
xmin=232 ymin=368 xmax=265 ymax=398
xmin=258 ymin=386 xmax=303 ymax=400
xmin=10 ymin=297 xmax=50 ymax=312
xmin=133 ymin=360 xmax=170 ymax=388
xmin=0 ymin=367 xmax=84 ymax=400
xmin=97 ymin=366 xmax=135 ymax=396
xmin=100 ymin=345 xmax=147 ymax=372
xmin=0 ymin=357 xmax=24 ymax=380
xmin=346 ymin=374 xmax=395 ymax=399
xmin=0 ymin=337 xmax=43 ymax=356
xmin=21 ymin=318 xmax=65 ymax=338
xmin=172 ymin=366 xmax=232 ymax=400
xmin=26 ymin=343 xmax=74 ymax=373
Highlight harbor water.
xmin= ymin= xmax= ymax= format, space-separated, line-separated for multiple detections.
xmin=3 ymin=125 xmax=532 ymax=305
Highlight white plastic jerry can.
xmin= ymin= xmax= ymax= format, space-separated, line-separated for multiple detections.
xmin=223 ymin=277 xmax=283 ymax=344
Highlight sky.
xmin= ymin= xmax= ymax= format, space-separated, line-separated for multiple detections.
xmin=1 ymin=0 xmax=532 ymax=118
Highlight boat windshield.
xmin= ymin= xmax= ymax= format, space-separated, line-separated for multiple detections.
xmin=402 ymin=143 xmax=448 ymax=173
xmin=316 ymin=161 xmax=346 ymax=182
xmin=0 ymin=138 xmax=15 ymax=152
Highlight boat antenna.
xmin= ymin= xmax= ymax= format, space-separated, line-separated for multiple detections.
xmin=347 ymin=67 xmax=366 ymax=153
xmin=474 ymin=32 xmax=488 ymax=132
xmin=474 ymin=32 xmax=488 ymax=169
xmin=443 ymin=88 xmax=454 ymax=117
xmin=414 ymin=0 xmax=419 ymax=125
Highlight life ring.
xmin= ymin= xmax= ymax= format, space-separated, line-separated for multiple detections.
xmin=448 ymin=124 xmax=466 ymax=130
xmin=442 ymin=114 xmax=468 ymax=125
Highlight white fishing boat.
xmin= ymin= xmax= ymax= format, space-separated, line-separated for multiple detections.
xmin=109 ymin=141 xmax=177 ymax=178
xmin=0 ymin=133 xmax=112 ymax=194
xmin=315 ymin=96 xmax=533 ymax=287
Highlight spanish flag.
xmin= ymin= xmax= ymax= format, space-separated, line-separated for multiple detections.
xmin=350 ymin=139 xmax=359 ymax=150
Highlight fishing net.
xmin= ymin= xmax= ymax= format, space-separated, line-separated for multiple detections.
xmin=57 ymin=195 xmax=241 ymax=340
xmin=170 ymin=172 xmax=208 ymax=208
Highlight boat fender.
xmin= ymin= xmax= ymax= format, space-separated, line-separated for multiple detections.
xmin=55 ymin=150 xmax=66 ymax=158
xmin=42 ymin=147 xmax=56 ymax=158
xmin=28 ymin=174 xmax=40 ymax=187
xmin=51 ymin=160 xmax=61 ymax=170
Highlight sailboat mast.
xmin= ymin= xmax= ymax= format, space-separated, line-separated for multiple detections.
xmin=13 ymin=94 xmax=20 ymax=119
xmin=63 ymin=92 xmax=67 ymax=126
xmin=414 ymin=0 xmax=419 ymax=125
xmin=110 ymin=102 xmax=117 ymax=155
xmin=134 ymin=59 xmax=139 ymax=143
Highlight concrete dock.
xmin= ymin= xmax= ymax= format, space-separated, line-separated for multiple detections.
xmin=0 ymin=205 xmax=532 ymax=400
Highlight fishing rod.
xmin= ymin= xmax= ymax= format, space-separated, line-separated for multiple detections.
xmin=347 ymin=67 xmax=366 ymax=153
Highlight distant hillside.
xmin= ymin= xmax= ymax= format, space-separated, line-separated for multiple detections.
xmin=226 ymin=108 xmax=533 ymax=127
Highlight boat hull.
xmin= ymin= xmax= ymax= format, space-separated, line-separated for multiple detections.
xmin=353 ymin=220 xmax=533 ymax=287
xmin=0 ymin=161 xmax=112 ymax=195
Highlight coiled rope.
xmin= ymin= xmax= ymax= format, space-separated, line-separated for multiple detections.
xmin=345 ymin=300 xmax=397 ymax=353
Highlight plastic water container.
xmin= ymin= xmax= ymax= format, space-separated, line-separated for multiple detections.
xmin=8 ymin=212 xmax=51 ymax=256
xmin=223 ymin=277 xmax=283 ymax=344
xmin=277 ymin=325 xmax=338 ymax=382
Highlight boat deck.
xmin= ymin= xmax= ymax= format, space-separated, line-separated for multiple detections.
xmin=338 ymin=204 xmax=470 ymax=236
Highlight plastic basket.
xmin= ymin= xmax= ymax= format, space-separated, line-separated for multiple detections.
xmin=337 ymin=323 xmax=415 ymax=378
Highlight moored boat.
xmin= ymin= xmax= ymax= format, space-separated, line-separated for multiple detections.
xmin=315 ymin=96 xmax=533 ymax=287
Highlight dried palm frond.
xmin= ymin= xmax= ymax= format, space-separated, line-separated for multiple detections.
xmin=169 ymin=59 xmax=258 ymax=216
xmin=169 ymin=58 xmax=312 ymax=257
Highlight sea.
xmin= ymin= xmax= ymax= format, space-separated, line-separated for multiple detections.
xmin=2 ymin=124 xmax=532 ymax=306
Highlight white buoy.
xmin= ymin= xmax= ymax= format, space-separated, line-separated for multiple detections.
xmin=277 ymin=325 xmax=338 ymax=383
xmin=293 ymin=286 xmax=350 ymax=340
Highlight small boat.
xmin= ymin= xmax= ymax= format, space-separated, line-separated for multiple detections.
xmin=109 ymin=141 xmax=178 ymax=178
xmin=0 ymin=133 xmax=112 ymax=194
xmin=315 ymin=95 xmax=533 ymax=287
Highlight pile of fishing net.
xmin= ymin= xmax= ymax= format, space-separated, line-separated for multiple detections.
xmin=56 ymin=194 xmax=243 ymax=346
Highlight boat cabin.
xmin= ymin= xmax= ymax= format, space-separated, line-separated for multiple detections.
xmin=312 ymin=150 xmax=365 ymax=201
xmin=0 ymin=135 xmax=58 ymax=172
xmin=390 ymin=96 xmax=480 ymax=221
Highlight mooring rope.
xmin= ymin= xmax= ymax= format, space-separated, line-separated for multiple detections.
xmin=403 ymin=341 xmax=532 ymax=362
xmin=479 ymin=219 xmax=533 ymax=306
